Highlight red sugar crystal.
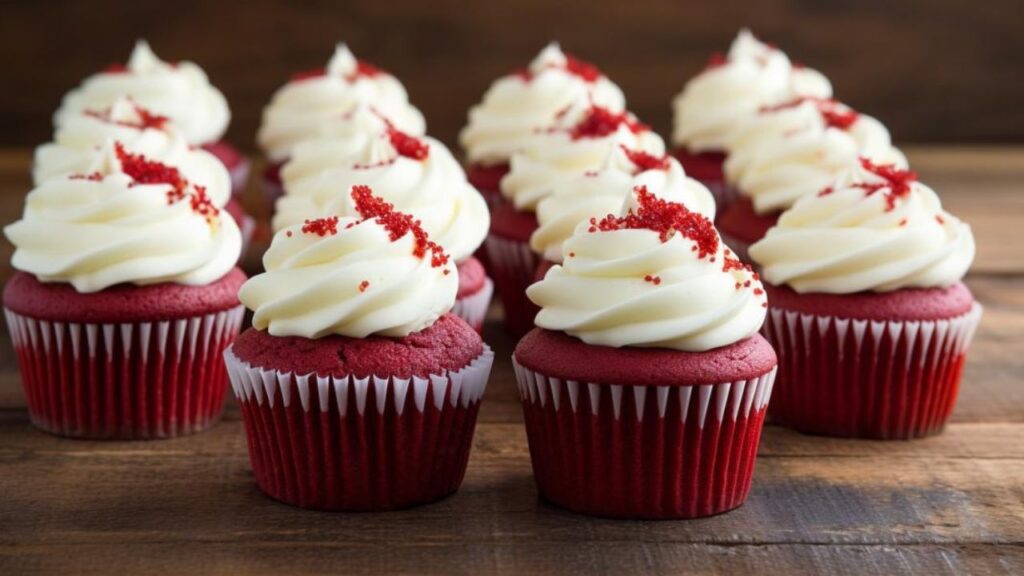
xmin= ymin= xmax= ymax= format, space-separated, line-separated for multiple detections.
xmin=351 ymin=185 xmax=450 ymax=269
xmin=188 ymin=186 xmax=220 ymax=222
xmin=359 ymin=280 xmax=370 ymax=293
xmin=818 ymin=186 xmax=834 ymax=197
xmin=588 ymin=185 xmax=719 ymax=258
xmin=570 ymin=105 xmax=649 ymax=140
xmin=69 ymin=172 xmax=103 ymax=182
xmin=761 ymin=97 xmax=860 ymax=131
xmin=85 ymin=101 xmax=170 ymax=131
xmin=935 ymin=215 xmax=945 ymax=225
xmin=855 ymin=158 xmax=918 ymax=212
xmin=516 ymin=52 xmax=603 ymax=83
xmin=620 ymin=145 xmax=671 ymax=172
xmin=387 ymin=126 xmax=430 ymax=160
xmin=643 ymin=274 xmax=662 ymax=285
xmin=302 ymin=216 xmax=340 ymax=237
xmin=115 ymin=142 xmax=188 ymax=200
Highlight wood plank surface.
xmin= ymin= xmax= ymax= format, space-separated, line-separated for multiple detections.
xmin=0 ymin=147 xmax=1022 ymax=575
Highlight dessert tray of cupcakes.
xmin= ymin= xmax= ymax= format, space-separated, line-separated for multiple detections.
xmin=3 ymin=31 xmax=982 ymax=520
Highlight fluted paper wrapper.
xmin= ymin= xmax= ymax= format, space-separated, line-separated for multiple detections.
xmin=226 ymin=344 xmax=494 ymax=511
xmin=513 ymin=357 xmax=777 ymax=519
xmin=763 ymin=302 xmax=983 ymax=439
xmin=484 ymin=234 xmax=539 ymax=335
xmin=453 ymin=278 xmax=494 ymax=334
xmin=5 ymin=306 xmax=244 ymax=439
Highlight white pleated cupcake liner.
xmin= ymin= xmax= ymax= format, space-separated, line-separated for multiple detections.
xmin=452 ymin=278 xmax=494 ymax=333
xmin=5 ymin=305 xmax=245 ymax=438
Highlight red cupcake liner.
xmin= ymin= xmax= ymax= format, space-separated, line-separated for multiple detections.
xmin=719 ymin=230 xmax=751 ymax=263
xmin=512 ymin=358 xmax=777 ymax=519
xmin=484 ymin=234 xmax=539 ymax=335
xmin=763 ymin=302 xmax=982 ymax=439
xmin=453 ymin=278 xmax=494 ymax=333
xmin=5 ymin=305 xmax=245 ymax=439
xmin=226 ymin=344 xmax=494 ymax=511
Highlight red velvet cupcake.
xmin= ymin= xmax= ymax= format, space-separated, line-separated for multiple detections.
xmin=5 ymin=140 xmax=245 ymax=439
xmin=489 ymin=103 xmax=664 ymax=335
xmin=257 ymin=44 xmax=425 ymax=207
xmin=749 ymin=160 xmax=981 ymax=439
xmin=670 ymin=29 xmax=832 ymax=209
xmin=226 ymin=186 xmax=493 ymax=511
xmin=53 ymin=40 xmax=248 ymax=197
xmin=516 ymin=186 xmax=775 ymax=519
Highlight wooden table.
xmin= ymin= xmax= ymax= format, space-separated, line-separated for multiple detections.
xmin=1 ymin=147 xmax=1022 ymax=575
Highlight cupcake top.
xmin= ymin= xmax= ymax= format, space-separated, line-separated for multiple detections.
xmin=671 ymin=29 xmax=832 ymax=153
xmin=528 ymin=186 xmax=766 ymax=352
xmin=54 ymin=41 xmax=230 ymax=147
xmin=240 ymin=185 xmax=457 ymax=339
xmin=5 ymin=140 xmax=240 ymax=293
xmin=749 ymin=159 xmax=975 ymax=294
xmin=257 ymin=44 xmax=426 ymax=163
xmin=459 ymin=43 xmax=627 ymax=167
xmin=725 ymin=97 xmax=906 ymax=215
xmin=530 ymin=145 xmax=716 ymax=263
xmin=273 ymin=127 xmax=489 ymax=263
xmin=35 ymin=97 xmax=188 ymax=185
xmin=501 ymin=104 xmax=665 ymax=212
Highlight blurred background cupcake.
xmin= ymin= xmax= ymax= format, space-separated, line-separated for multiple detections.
xmin=749 ymin=158 xmax=981 ymax=439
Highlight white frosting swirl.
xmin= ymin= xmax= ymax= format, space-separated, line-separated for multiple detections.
xmin=240 ymin=213 xmax=457 ymax=339
xmin=278 ymin=104 xmax=392 ymax=184
xmin=528 ymin=188 xmax=766 ymax=351
xmin=725 ymin=99 xmax=907 ymax=214
xmin=5 ymin=141 xmax=241 ymax=293
xmin=749 ymin=161 xmax=975 ymax=293
xmin=531 ymin=147 xmax=716 ymax=262
xmin=459 ymin=43 xmax=626 ymax=166
xmin=54 ymin=41 xmax=230 ymax=146
xmin=274 ymin=131 xmax=488 ymax=262
xmin=671 ymin=29 xmax=833 ymax=152
xmin=501 ymin=108 xmax=665 ymax=212
xmin=257 ymin=44 xmax=426 ymax=162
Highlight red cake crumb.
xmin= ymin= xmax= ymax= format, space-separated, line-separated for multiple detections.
xmin=515 ymin=52 xmax=603 ymax=83
xmin=621 ymin=145 xmax=671 ymax=172
xmin=189 ymin=186 xmax=219 ymax=222
xmin=85 ymin=101 xmax=170 ymax=131
xmin=359 ymin=280 xmax=370 ymax=293
xmin=589 ymin=185 xmax=719 ymax=258
xmin=302 ymin=216 xmax=340 ymax=237
xmin=351 ymin=185 xmax=450 ymax=269
xmin=643 ymin=275 xmax=662 ymax=285
xmin=387 ymin=126 xmax=430 ymax=160
xmin=570 ymin=105 xmax=649 ymax=140
xmin=761 ymin=97 xmax=860 ymax=131
xmin=855 ymin=158 xmax=919 ymax=212
xmin=115 ymin=142 xmax=187 ymax=196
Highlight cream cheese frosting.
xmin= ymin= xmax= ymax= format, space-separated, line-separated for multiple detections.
xmin=257 ymin=44 xmax=426 ymax=163
xmin=274 ymin=128 xmax=488 ymax=263
xmin=501 ymin=105 xmax=665 ymax=212
xmin=528 ymin=186 xmax=766 ymax=351
xmin=671 ymin=29 xmax=832 ymax=152
xmin=6 ymin=140 xmax=240 ymax=293
xmin=725 ymin=97 xmax=907 ymax=215
xmin=459 ymin=43 xmax=627 ymax=167
xmin=54 ymin=41 xmax=230 ymax=146
xmin=530 ymin=146 xmax=716 ymax=263
xmin=749 ymin=159 xmax=975 ymax=294
xmin=240 ymin=186 xmax=457 ymax=339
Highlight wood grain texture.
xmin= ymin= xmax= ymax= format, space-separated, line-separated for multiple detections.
xmin=2 ymin=0 xmax=1023 ymax=149
xmin=0 ymin=147 xmax=1022 ymax=575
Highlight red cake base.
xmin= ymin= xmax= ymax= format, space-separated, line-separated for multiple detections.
xmin=227 ymin=315 xmax=493 ymax=511
xmin=455 ymin=257 xmax=493 ymax=333
xmin=671 ymin=148 xmax=733 ymax=208
xmin=201 ymin=140 xmax=251 ymax=194
xmin=467 ymin=162 xmax=509 ymax=208
xmin=762 ymin=282 xmax=982 ymax=439
xmin=485 ymin=201 xmax=541 ymax=335
xmin=3 ymin=269 xmax=247 ymax=439
xmin=514 ymin=329 xmax=777 ymax=519
xmin=716 ymin=196 xmax=780 ymax=261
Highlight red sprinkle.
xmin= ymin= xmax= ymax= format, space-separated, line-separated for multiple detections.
xmin=761 ymin=97 xmax=860 ymax=131
xmin=570 ymin=105 xmax=649 ymax=140
xmin=189 ymin=186 xmax=220 ymax=222
xmin=85 ymin=101 xmax=170 ymax=131
xmin=516 ymin=52 xmax=603 ymax=83
xmin=588 ymin=185 xmax=718 ymax=258
xmin=115 ymin=142 xmax=188 ymax=201
xmin=387 ymin=126 xmax=430 ymax=160
xmin=723 ymin=255 xmax=753 ymax=275
xmin=351 ymin=185 xmax=451 ymax=268
xmin=69 ymin=172 xmax=103 ymax=182
xmin=302 ymin=216 xmax=340 ymax=237
xmin=568 ymin=252 xmax=576 ymax=258
xmin=643 ymin=274 xmax=662 ymax=285
xmin=359 ymin=280 xmax=370 ymax=293
xmin=620 ymin=145 xmax=670 ymax=172
xmin=753 ymin=288 xmax=764 ymax=296
xmin=899 ymin=218 xmax=908 ymax=227
xmin=286 ymin=230 xmax=293 ymax=237
xmin=935 ymin=214 xmax=945 ymax=225
xmin=818 ymin=186 xmax=834 ymax=197
xmin=855 ymin=158 xmax=919 ymax=212
xmin=290 ymin=59 xmax=385 ymax=83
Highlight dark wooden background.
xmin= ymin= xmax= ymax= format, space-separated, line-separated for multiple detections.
xmin=2 ymin=0 xmax=1023 ymax=150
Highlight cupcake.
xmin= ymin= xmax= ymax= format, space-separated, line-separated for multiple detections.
xmin=36 ymin=96 xmax=254 ymax=256
xmin=718 ymin=97 xmax=905 ymax=260
xmin=257 ymin=44 xmax=426 ymax=204
xmin=515 ymin=186 xmax=776 ymax=518
xmin=459 ymin=43 xmax=626 ymax=206
xmin=670 ymin=29 xmax=832 ymax=207
xmin=225 ymin=185 xmax=493 ymax=511
xmin=4 ymin=139 xmax=245 ymax=439
xmin=489 ymin=103 xmax=663 ymax=334
xmin=530 ymin=144 xmax=716 ymax=280
xmin=273 ymin=126 xmax=492 ymax=333
xmin=53 ymin=40 xmax=248 ymax=194
xmin=748 ymin=159 xmax=981 ymax=439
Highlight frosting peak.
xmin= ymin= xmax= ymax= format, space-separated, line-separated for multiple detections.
xmin=749 ymin=159 xmax=975 ymax=294
xmin=326 ymin=43 xmax=359 ymax=77
xmin=528 ymin=187 xmax=766 ymax=351
xmin=240 ymin=186 xmax=457 ymax=339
